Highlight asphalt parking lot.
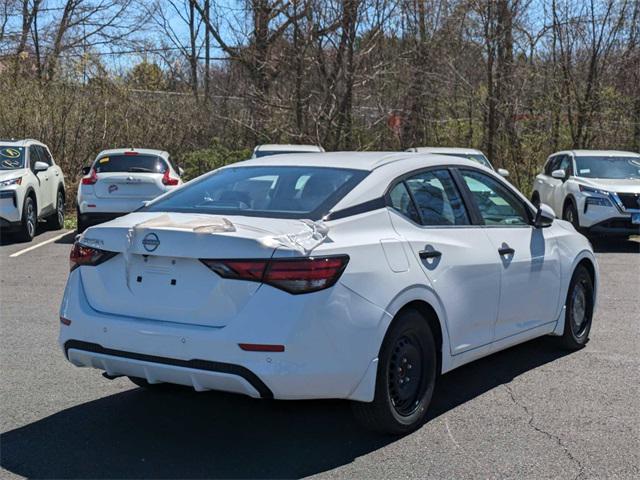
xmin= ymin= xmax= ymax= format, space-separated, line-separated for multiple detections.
xmin=0 ymin=228 xmax=638 ymax=479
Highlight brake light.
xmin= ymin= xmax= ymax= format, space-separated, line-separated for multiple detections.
xmin=162 ymin=169 xmax=179 ymax=186
xmin=69 ymin=241 xmax=117 ymax=271
xmin=124 ymin=151 xmax=138 ymax=156
xmin=81 ymin=169 xmax=98 ymax=185
xmin=200 ymin=256 xmax=349 ymax=294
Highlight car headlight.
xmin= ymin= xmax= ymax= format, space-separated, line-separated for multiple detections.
xmin=578 ymin=184 xmax=609 ymax=196
xmin=0 ymin=177 xmax=22 ymax=187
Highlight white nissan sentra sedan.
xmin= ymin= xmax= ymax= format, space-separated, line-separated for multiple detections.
xmin=59 ymin=152 xmax=598 ymax=434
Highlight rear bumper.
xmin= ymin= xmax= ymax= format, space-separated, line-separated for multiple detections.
xmin=64 ymin=340 xmax=272 ymax=398
xmin=78 ymin=211 xmax=127 ymax=227
xmin=59 ymin=268 xmax=390 ymax=401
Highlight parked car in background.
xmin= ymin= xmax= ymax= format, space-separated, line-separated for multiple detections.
xmin=531 ymin=150 xmax=640 ymax=238
xmin=0 ymin=139 xmax=66 ymax=241
xmin=77 ymin=148 xmax=183 ymax=232
xmin=251 ymin=144 xmax=325 ymax=158
xmin=406 ymin=147 xmax=510 ymax=177
xmin=61 ymin=152 xmax=597 ymax=434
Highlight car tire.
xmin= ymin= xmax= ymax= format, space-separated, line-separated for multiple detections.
xmin=47 ymin=190 xmax=65 ymax=230
xmin=352 ymin=308 xmax=437 ymax=435
xmin=127 ymin=376 xmax=185 ymax=391
xmin=16 ymin=195 xmax=37 ymax=242
xmin=563 ymin=201 xmax=580 ymax=230
xmin=531 ymin=192 xmax=540 ymax=208
xmin=76 ymin=207 xmax=87 ymax=234
xmin=559 ymin=265 xmax=594 ymax=350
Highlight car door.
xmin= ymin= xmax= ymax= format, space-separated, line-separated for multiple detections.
xmin=39 ymin=146 xmax=60 ymax=207
xmin=29 ymin=145 xmax=53 ymax=212
xmin=535 ymin=155 xmax=558 ymax=209
xmin=552 ymin=154 xmax=574 ymax=212
xmin=458 ymin=169 xmax=562 ymax=342
xmin=387 ymin=168 xmax=501 ymax=356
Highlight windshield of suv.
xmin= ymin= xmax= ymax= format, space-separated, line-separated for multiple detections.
xmin=0 ymin=146 xmax=26 ymax=170
xmin=94 ymin=154 xmax=167 ymax=173
xmin=144 ymin=166 xmax=368 ymax=220
xmin=439 ymin=153 xmax=493 ymax=169
xmin=575 ymin=156 xmax=640 ymax=179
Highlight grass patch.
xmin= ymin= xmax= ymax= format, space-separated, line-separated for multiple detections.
xmin=64 ymin=216 xmax=77 ymax=231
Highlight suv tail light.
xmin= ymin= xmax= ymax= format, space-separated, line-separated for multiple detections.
xmin=162 ymin=169 xmax=179 ymax=186
xmin=70 ymin=241 xmax=117 ymax=271
xmin=200 ymin=256 xmax=349 ymax=294
xmin=81 ymin=169 xmax=98 ymax=185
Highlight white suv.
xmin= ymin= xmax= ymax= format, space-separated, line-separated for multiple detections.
xmin=77 ymin=148 xmax=183 ymax=232
xmin=0 ymin=139 xmax=66 ymax=241
xmin=532 ymin=150 xmax=640 ymax=237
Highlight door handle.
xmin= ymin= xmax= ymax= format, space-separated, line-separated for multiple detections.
xmin=498 ymin=246 xmax=515 ymax=256
xmin=419 ymin=249 xmax=442 ymax=260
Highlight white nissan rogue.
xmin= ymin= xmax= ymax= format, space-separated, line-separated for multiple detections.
xmin=532 ymin=150 xmax=640 ymax=237
xmin=0 ymin=139 xmax=66 ymax=241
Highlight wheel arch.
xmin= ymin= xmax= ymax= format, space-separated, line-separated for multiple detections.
xmin=563 ymin=194 xmax=578 ymax=215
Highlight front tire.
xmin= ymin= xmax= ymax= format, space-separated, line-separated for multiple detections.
xmin=559 ymin=265 xmax=594 ymax=350
xmin=352 ymin=309 xmax=437 ymax=435
xmin=16 ymin=195 xmax=37 ymax=242
xmin=563 ymin=201 xmax=580 ymax=230
xmin=47 ymin=190 xmax=65 ymax=230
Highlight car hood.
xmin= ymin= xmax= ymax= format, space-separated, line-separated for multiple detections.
xmin=577 ymin=178 xmax=640 ymax=193
xmin=0 ymin=169 xmax=27 ymax=183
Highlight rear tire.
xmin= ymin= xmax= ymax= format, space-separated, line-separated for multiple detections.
xmin=76 ymin=207 xmax=87 ymax=233
xmin=16 ymin=195 xmax=37 ymax=242
xmin=559 ymin=265 xmax=594 ymax=350
xmin=47 ymin=190 xmax=65 ymax=230
xmin=352 ymin=308 xmax=437 ymax=435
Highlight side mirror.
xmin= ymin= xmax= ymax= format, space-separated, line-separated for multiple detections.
xmin=34 ymin=161 xmax=49 ymax=172
xmin=551 ymin=169 xmax=566 ymax=180
xmin=82 ymin=166 xmax=91 ymax=175
xmin=178 ymin=167 xmax=185 ymax=177
xmin=534 ymin=203 xmax=555 ymax=228
xmin=497 ymin=168 xmax=510 ymax=177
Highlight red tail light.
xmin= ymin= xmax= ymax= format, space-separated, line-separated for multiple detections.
xmin=162 ymin=169 xmax=179 ymax=186
xmin=124 ymin=151 xmax=138 ymax=156
xmin=200 ymin=256 xmax=349 ymax=294
xmin=70 ymin=241 xmax=117 ymax=271
xmin=81 ymin=169 xmax=98 ymax=185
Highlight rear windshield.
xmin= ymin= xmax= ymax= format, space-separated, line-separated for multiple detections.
xmin=94 ymin=154 xmax=167 ymax=173
xmin=0 ymin=146 xmax=26 ymax=170
xmin=144 ymin=166 xmax=368 ymax=219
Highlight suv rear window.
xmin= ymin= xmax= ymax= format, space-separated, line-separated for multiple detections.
xmin=94 ymin=154 xmax=167 ymax=173
xmin=144 ymin=166 xmax=369 ymax=220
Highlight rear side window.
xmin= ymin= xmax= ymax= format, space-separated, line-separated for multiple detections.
xmin=94 ymin=154 xmax=167 ymax=174
xmin=144 ymin=166 xmax=368 ymax=220
xmin=389 ymin=169 xmax=470 ymax=226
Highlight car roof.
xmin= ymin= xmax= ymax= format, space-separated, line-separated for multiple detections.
xmin=407 ymin=147 xmax=485 ymax=155
xmin=550 ymin=150 xmax=640 ymax=158
xmin=254 ymin=144 xmax=324 ymax=153
xmin=0 ymin=139 xmax=45 ymax=147
xmin=96 ymin=148 xmax=169 ymax=158
xmin=228 ymin=151 xmax=484 ymax=172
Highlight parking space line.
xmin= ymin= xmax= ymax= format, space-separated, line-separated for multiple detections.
xmin=9 ymin=232 xmax=71 ymax=258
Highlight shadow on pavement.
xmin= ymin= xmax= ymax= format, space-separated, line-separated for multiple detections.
xmin=55 ymin=230 xmax=77 ymax=245
xmin=0 ymin=225 xmax=49 ymax=246
xmin=591 ymin=237 xmax=639 ymax=254
xmin=0 ymin=337 xmax=571 ymax=479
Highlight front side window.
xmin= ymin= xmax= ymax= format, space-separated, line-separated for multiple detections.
xmin=574 ymin=156 xmax=640 ymax=179
xmin=144 ymin=166 xmax=368 ymax=220
xmin=400 ymin=169 xmax=470 ymax=226
xmin=461 ymin=170 xmax=530 ymax=226
xmin=557 ymin=155 xmax=572 ymax=176
xmin=94 ymin=154 xmax=167 ymax=174
xmin=545 ymin=155 xmax=561 ymax=175
xmin=0 ymin=146 xmax=25 ymax=170
xmin=37 ymin=146 xmax=52 ymax=165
